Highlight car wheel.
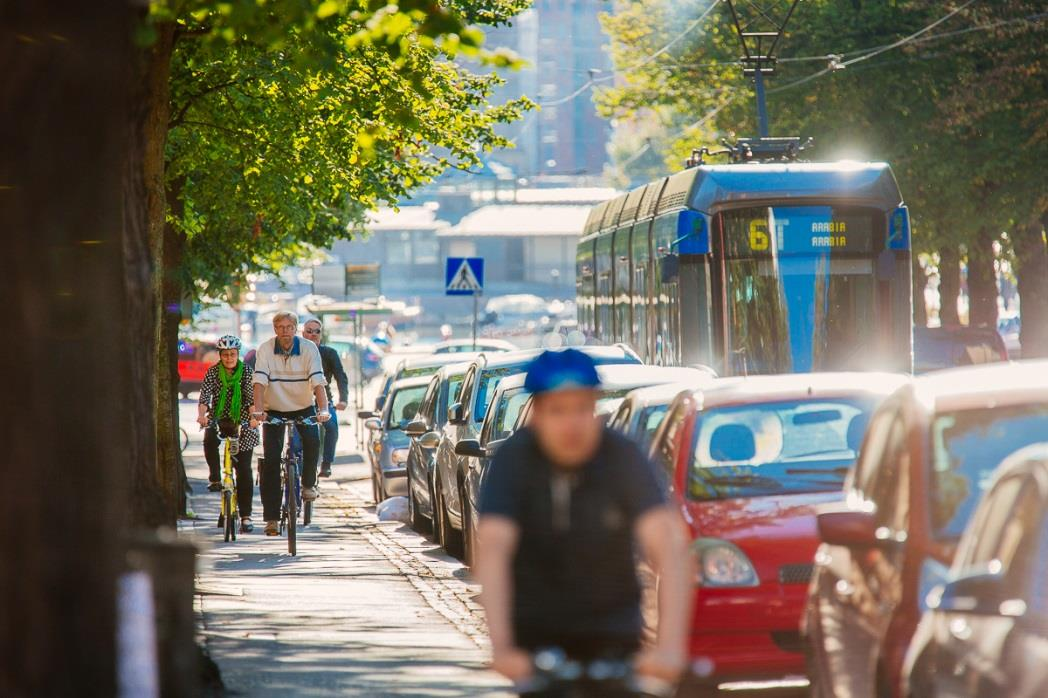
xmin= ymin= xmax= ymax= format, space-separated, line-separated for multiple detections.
xmin=409 ymin=479 xmax=432 ymax=534
xmin=436 ymin=482 xmax=464 ymax=559
xmin=460 ymin=484 xmax=475 ymax=568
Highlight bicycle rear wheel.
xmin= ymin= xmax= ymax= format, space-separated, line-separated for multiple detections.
xmin=223 ymin=491 xmax=234 ymax=542
xmin=285 ymin=459 xmax=297 ymax=556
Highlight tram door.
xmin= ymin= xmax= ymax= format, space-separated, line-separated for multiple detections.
xmin=613 ymin=225 xmax=633 ymax=348
xmin=594 ymin=231 xmax=614 ymax=342
xmin=632 ymin=220 xmax=653 ymax=362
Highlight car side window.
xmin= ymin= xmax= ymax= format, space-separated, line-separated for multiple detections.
xmin=852 ymin=407 xmax=896 ymax=495
xmin=867 ymin=417 xmax=910 ymax=533
xmin=992 ymin=479 xmax=1043 ymax=598
xmin=608 ymin=400 xmax=632 ymax=432
xmin=653 ymin=400 xmax=688 ymax=488
xmin=420 ymin=377 xmax=439 ymax=425
xmin=959 ymin=476 xmax=1024 ymax=569
xmin=458 ymin=367 xmax=476 ymax=413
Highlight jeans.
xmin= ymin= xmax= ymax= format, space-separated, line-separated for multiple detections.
xmin=203 ymin=427 xmax=255 ymax=518
xmin=290 ymin=404 xmax=338 ymax=466
xmin=261 ymin=406 xmax=320 ymax=521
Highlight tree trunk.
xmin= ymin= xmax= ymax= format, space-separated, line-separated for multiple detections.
xmin=913 ymin=255 xmax=928 ymax=328
xmin=966 ymin=227 xmax=1000 ymax=328
xmin=938 ymin=247 xmax=961 ymax=326
xmin=1014 ymin=215 xmax=1048 ymax=358
xmin=125 ymin=18 xmax=177 ymax=527
xmin=1 ymin=3 xmax=128 ymax=693
xmin=157 ymin=179 xmax=189 ymax=518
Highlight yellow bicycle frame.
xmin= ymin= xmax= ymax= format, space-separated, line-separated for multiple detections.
xmin=221 ymin=437 xmax=238 ymax=519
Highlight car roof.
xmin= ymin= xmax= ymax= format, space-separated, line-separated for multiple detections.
xmin=474 ymin=344 xmax=640 ymax=370
xmin=914 ymin=359 xmax=1048 ymax=413
xmin=595 ymin=364 xmax=712 ymax=389
xmin=622 ymin=382 xmax=696 ymax=408
xmin=389 ymin=375 xmax=434 ymax=391
xmin=692 ymin=372 xmax=908 ymax=410
xmin=434 ymin=338 xmax=517 ymax=350
xmin=398 ymin=352 xmax=483 ymax=370
xmin=435 ymin=360 xmax=477 ymax=379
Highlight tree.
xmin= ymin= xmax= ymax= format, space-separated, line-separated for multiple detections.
xmin=3 ymin=2 xmax=129 ymax=693
xmin=125 ymin=0 xmax=533 ymax=527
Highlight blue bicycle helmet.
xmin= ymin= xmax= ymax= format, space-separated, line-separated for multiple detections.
xmin=524 ymin=349 xmax=601 ymax=395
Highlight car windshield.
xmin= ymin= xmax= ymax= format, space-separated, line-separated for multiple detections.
xmin=474 ymin=365 xmax=528 ymax=421
xmin=386 ymin=385 xmax=429 ymax=429
xmin=931 ymin=404 xmax=1048 ymax=539
xmin=689 ymin=398 xmax=874 ymax=501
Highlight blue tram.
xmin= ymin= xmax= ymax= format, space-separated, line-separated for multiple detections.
xmin=576 ymin=162 xmax=913 ymax=374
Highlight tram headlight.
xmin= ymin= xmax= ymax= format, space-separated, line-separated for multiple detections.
xmin=692 ymin=539 xmax=759 ymax=587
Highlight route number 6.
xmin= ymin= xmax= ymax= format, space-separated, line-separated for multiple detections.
xmin=749 ymin=220 xmax=770 ymax=251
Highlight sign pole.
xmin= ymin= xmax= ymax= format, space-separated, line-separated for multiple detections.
xmin=472 ymin=293 xmax=478 ymax=350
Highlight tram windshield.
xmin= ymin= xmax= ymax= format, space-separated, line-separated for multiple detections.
xmin=721 ymin=206 xmax=882 ymax=375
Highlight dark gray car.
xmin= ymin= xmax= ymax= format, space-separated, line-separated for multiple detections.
xmin=364 ymin=375 xmax=430 ymax=503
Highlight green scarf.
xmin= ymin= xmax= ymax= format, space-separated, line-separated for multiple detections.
xmin=215 ymin=361 xmax=244 ymax=421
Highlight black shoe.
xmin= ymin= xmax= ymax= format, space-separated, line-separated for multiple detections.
xmin=208 ymin=481 xmax=222 ymax=492
xmin=320 ymin=464 xmax=332 ymax=478
xmin=217 ymin=514 xmax=224 ymax=529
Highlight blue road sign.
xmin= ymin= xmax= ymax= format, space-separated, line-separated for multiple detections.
xmin=445 ymin=257 xmax=484 ymax=296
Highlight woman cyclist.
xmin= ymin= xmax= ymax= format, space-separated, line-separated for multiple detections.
xmin=197 ymin=335 xmax=259 ymax=533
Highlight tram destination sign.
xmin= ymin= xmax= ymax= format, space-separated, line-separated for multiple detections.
xmin=727 ymin=206 xmax=875 ymax=257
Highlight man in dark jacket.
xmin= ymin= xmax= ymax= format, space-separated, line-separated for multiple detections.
xmin=476 ymin=349 xmax=692 ymax=696
xmin=303 ymin=318 xmax=349 ymax=477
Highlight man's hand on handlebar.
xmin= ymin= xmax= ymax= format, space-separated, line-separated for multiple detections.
xmin=252 ymin=410 xmax=268 ymax=424
xmin=316 ymin=410 xmax=331 ymax=423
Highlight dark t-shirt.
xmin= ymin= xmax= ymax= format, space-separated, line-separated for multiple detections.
xmin=479 ymin=426 xmax=666 ymax=654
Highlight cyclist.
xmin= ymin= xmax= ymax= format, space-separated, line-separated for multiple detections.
xmin=196 ymin=334 xmax=259 ymax=533
xmin=475 ymin=349 xmax=693 ymax=696
xmin=251 ymin=311 xmax=330 ymax=537
xmin=301 ymin=318 xmax=348 ymax=478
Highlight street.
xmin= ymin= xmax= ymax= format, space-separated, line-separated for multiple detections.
xmin=180 ymin=398 xmax=808 ymax=697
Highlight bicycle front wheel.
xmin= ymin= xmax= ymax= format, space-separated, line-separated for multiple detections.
xmin=223 ymin=491 xmax=234 ymax=542
xmin=285 ymin=459 xmax=297 ymax=556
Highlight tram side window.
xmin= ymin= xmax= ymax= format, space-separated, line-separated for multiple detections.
xmin=634 ymin=265 xmax=648 ymax=360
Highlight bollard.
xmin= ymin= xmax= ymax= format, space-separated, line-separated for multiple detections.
xmin=125 ymin=529 xmax=198 ymax=698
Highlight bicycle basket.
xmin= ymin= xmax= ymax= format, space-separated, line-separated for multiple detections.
xmin=218 ymin=418 xmax=240 ymax=439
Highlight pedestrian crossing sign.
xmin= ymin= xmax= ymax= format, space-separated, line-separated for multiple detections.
xmin=445 ymin=257 xmax=484 ymax=296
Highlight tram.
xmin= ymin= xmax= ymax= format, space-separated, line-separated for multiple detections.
xmin=576 ymin=158 xmax=913 ymax=375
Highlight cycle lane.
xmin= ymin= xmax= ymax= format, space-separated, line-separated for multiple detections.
xmin=179 ymin=403 xmax=510 ymax=697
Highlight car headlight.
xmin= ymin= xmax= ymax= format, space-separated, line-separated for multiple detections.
xmin=391 ymin=448 xmax=409 ymax=465
xmin=693 ymin=539 xmax=759 ymax=587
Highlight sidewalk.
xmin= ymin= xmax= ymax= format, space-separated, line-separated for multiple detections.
xmin=179 ymin=403 xmax=511 ymax=697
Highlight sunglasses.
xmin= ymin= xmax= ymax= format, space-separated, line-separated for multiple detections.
xmin=304 ymin=328 xmax=322 ymax=334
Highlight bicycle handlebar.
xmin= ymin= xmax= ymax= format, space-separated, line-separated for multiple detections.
xmin=262 ymin=416 xmax=319 ymax=427
xmin=516 ymin=648 xmax=675 ymax=697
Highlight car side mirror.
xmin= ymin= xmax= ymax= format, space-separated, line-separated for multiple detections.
xmin=817 ymin=509 xmax=880 ymax=547
xmin=419 ymin=432 xmax=441 ymax=450
xmin=928 ymin=571 xmax=1023 ymax=617
xmin=455 ymin=439 xmax=485 ymax=458
xmin=357 ymin=410 xmax=375 ymax=419
xmin=364 ymin=417 xmax=382 ymax=431
xmin=448 ymin=402 xmax=466 ymax=425
xmin=404 ymin=420 xmax=428 ymax=437
xmin=486 ymin=438 xmax=508 ymax=457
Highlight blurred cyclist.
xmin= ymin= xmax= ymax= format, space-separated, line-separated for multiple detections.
xmin=301 ymin=318 xmax=349 ymax=478
xmin=476 ymin=349 xmax=693 ymax=696
xmin=196 ymin=335 xmax=259 ymax=533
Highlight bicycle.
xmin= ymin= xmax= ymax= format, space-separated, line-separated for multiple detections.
xmin=263 ymin=415 xmax=319 ymax=556
xmin=515 ymin=648 xmax=674 ymax=698
xmin=214 ymin=421 xmax=241 ymax=543
xmin=179 ymin=426 xmax=190 ymax=453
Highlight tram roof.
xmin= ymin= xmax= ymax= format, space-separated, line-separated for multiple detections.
xmin=583 ymin=161 xmax=903 ymax=236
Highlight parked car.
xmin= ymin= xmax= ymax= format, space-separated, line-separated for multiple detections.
xmin=430 ymin=338 xmax=517 ymax=354
xmin=431 ymin=345 xmax=642 ymax=558
xmin=453 ymin=364 xmax=708 ymax=566
xmin=805 ymin=360 xmax=1048 ymax=698
xmin=647 ymin=372 xmax=906 ymax=689
xmin=363 ymin=375 xmax=431 ymax=503
xmin=177 ymin=338 xmax=219 ymax=398
xmin=369 ymin=352 xmax=481 ymax=414
xmin=608 ymin=382 xmax=696 ymax=454
xmin=402 ymin=361 xmax=473 ymax=535
xmin=914 ymin=325 xmax=1008 ymax=374
xmin=903 ymin=442 xmax=1048 ymax=698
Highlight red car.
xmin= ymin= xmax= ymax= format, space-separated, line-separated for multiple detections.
xmin=804 ymin=360 xmax=1048 ymax=698
xmin=177 ymin=338 xmax=218 ymax=398
xmin=649 ymin=373 xmax=905 ymax=689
